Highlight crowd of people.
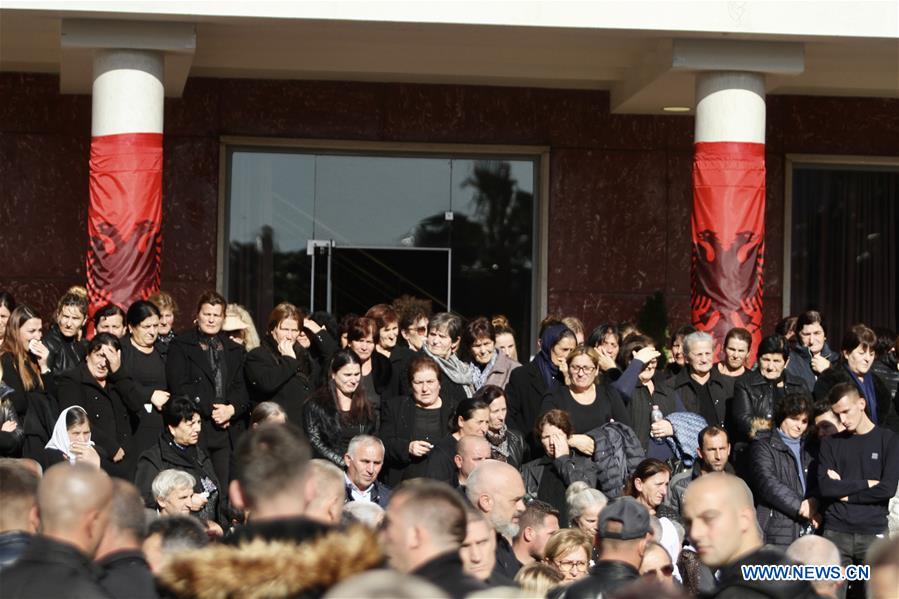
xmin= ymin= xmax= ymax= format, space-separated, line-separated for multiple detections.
xmin=0 ymin=286 xmax=898 ymax=599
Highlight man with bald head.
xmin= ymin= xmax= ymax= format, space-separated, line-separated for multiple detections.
xmin=1 ymin=463 xmax=114 ymax=598
xmin=787 ymin=535 xmax=844 ymax=598
xmin=682 ymin=472 xmax=816 ymax=597
xmin=466 ymin=459 xmax=526 ymax=579
xmin=453 ymin=435 xmax=492 ymax=493
xmin=381 ymin=479 xmax=487 ymax=598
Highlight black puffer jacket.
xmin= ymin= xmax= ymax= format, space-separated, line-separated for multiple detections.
xmin=813 ymin=363 xmax=899 ymax=432
xmin=245 ymin=334 xmax=314 ymax=425
xmin=748 ymin=430 xmax=814 ymax=547
xmin=730 ymin=371 xmax=808 ymax=443
xmin=302 ymin=386 xmax=375 ymax=468
xmin=710 ymin=546 xmax=818 ymax=598
xmin=871 ymin=353 xmax=899 ymax=402
xmin=42 ymin=324 xmax=87 ymax=375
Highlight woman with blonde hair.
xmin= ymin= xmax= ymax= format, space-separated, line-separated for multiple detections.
xmin=222 ymin=303 xmax=260 ymax=350
xmin=544 ymin=528 xmax=593 ymax=582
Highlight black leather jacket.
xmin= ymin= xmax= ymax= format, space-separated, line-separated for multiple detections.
xmin=302 ymin=386 xmax=375 ymax=467
xmin=43 ymin=323 xmax=86 ymax=375
xmin=730 ymin=371 xmax=807 ymax=443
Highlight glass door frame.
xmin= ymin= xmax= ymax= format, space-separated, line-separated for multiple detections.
xmin=218 ymin=136 xmax=550 ymax=352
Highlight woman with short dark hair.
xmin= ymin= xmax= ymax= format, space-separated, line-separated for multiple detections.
xmin=57 ymin=332 xmax=134 ymax=478
xmin=379 ymin=355 xmax=459 ymax=486
xmin=302 ymin=349 xmax=376 ymax=467
xmin=134 ymin=396 xmax=223 ymax=528
xmin=479 ymin=384 xmax=525 ymax=467
xmin=422 ymin=312 xmax=476 ymax=405
xmin=730 ymin=334 xmax=807 ymax=444
xmin=717 ymin=327 xmax=752 ymax=379
xmin=749 ymin=393 xmax=817 ymax=547
xmin=521 ymin=409 xmax=598 ymax=522
xmin=813 ymin=324 xmax=898 ymax=431
xmin=346 ymin=317 xmax=391 ymax=417
xmin=464 ymin=317 xmax=520 ymax=390
xmin=94 ymin=303 xmax=127 ymax=338
xmin=115 ymin=300 xmax=170 ymax=456
xmin=423 ymin=395 xmax=490 ymax=485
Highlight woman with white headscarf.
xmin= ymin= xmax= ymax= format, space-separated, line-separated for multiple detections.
xmin=41 ymin=405 xmax=102 ymax=469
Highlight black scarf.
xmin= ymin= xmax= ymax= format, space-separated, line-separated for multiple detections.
xmin=199 ymin=333 xmax=226 ymax=403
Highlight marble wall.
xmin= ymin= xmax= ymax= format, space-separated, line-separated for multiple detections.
xmin=1 ymin=72 xmax=897 ymax=339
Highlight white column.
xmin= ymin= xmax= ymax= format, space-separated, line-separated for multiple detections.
xmin=694 ymin=71 xmax=766 ymax=144
xmin=92 ymin=49 xmax=164 ymax=136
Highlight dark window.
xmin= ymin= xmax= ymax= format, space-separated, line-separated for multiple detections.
xmin=790 ymin=164 xmax=898 ymax=342
xmin=225 ymin=149 xmax=537 ymax=355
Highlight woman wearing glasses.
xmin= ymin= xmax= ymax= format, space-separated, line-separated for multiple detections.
xmin=544 ymin=528 xmax=592 ymax=583
xmin=540 ymin=347 xmax=631 ymax=436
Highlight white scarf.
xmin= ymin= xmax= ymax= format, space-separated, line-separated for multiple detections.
xmin=45 ymin=405 xmax=94 ymax=460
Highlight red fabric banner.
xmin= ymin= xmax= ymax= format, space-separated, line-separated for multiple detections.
xmin=86 ymin=133 xmax=163 ymax=329
xmin=691 ymin=141 xmax=765 ymax=365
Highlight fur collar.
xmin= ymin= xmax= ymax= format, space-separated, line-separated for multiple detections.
xmin=157 ymin=524 xmax=382 ymax=599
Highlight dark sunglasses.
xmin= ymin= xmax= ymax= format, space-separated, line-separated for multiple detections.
xmin=642 ymin=564 xmax=674 ymax=578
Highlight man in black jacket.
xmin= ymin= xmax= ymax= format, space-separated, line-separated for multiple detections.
xmin=382 ymin=479 xmax=487 ymax=599
xmin=95 ymin=479 xmax=157 ymax=599
xmin=817 ymin=383 xmax=899 ymax=599
xmin=0 ymin=459 xmax=39 ymax=571
xmin=563 ymin=496 xmax=650 ymax=599
xmin=671 ymin=332 xmax=734 ymax=428
xmin=1 ymin=462 xmax=115 ymax=598
xmin=682 ymin=472 xmax=816 ymax=598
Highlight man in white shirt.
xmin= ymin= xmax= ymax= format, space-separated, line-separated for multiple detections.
xmin=344 ymin=435 xmax=391 ymax=507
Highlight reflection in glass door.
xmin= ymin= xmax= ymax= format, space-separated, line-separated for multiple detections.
xmin=307 ymin=242 xmax=451 ymax=317
xmin=226 ymin=148 xmax=536 ymax=357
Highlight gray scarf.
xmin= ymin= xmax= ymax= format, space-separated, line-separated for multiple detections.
xmin=422 ymin=345 xmax=477 ymax=397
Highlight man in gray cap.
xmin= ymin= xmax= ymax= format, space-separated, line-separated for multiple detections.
xmin=562 ymin=496 xmax=651 ymax=599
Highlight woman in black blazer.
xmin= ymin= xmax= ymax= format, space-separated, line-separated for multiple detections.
xmin=165 ymin=291 xmax=250 ymax=486
xmin=345 ymin=317 xmax=392 ymax=418
xmin=379 ymin=355 xmax=459 ymax=486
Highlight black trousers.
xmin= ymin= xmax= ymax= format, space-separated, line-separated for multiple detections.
xmin=822 ymin=528 xmax=883 ymax=599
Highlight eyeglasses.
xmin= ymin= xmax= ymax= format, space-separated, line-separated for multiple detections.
xmin=569 ymin=365 xmax=597 ymax=374
xmin=642 ymin=564 xmax=674 ymax=578
xmin=555 ymin=559 xmax=588 ymax=572
xmin=408 ymin=326 xmax=427 ymax=334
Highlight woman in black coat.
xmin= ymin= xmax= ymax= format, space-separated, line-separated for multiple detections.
xmin=134 ymin=396 xmax=224 ymax=529
xmin=1 ymin=305 xmax=59 ymax=459
xmin=42 ymin=291 xmax=88 ymax=375
xmin=521 ymin=409 xmax=598 ymax=524
xmin=115 ymin=300 xmax=169 ymax=456
xmin=613 ymin=335 xmax=681 ymax=454
xmin=165 ymin=291 xmax=250 ymax=486
xmin=245 ymin=302 xmax=314 ymax=425
xmin=346 ymin=317 xmax=392 ymax=417
xmin=302 ymin=349 xmax=376 ymax=467
xmin=506 ymin=323 xmax=578 ymax=455
xmin=813 ymin=324 xmax=899 ymax=432
xmin=379 ymin=355 xmax=460 ymax=486
xmin=56 ymin=333 xmax=135 ymax=479
xmin=749 ymin=393 xmax=818 ymax=548
xmin=480 ymin=384 xmax=526 ymax=467
xmin=731 ymin=334 xmax=807 ymax=444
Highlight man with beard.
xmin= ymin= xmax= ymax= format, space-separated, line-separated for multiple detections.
xmin=465 ymin=460 xmax=526 ymax=579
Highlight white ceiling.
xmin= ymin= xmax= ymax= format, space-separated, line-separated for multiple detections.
xmin=1 ymin=8 xmax=897 ymax=114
